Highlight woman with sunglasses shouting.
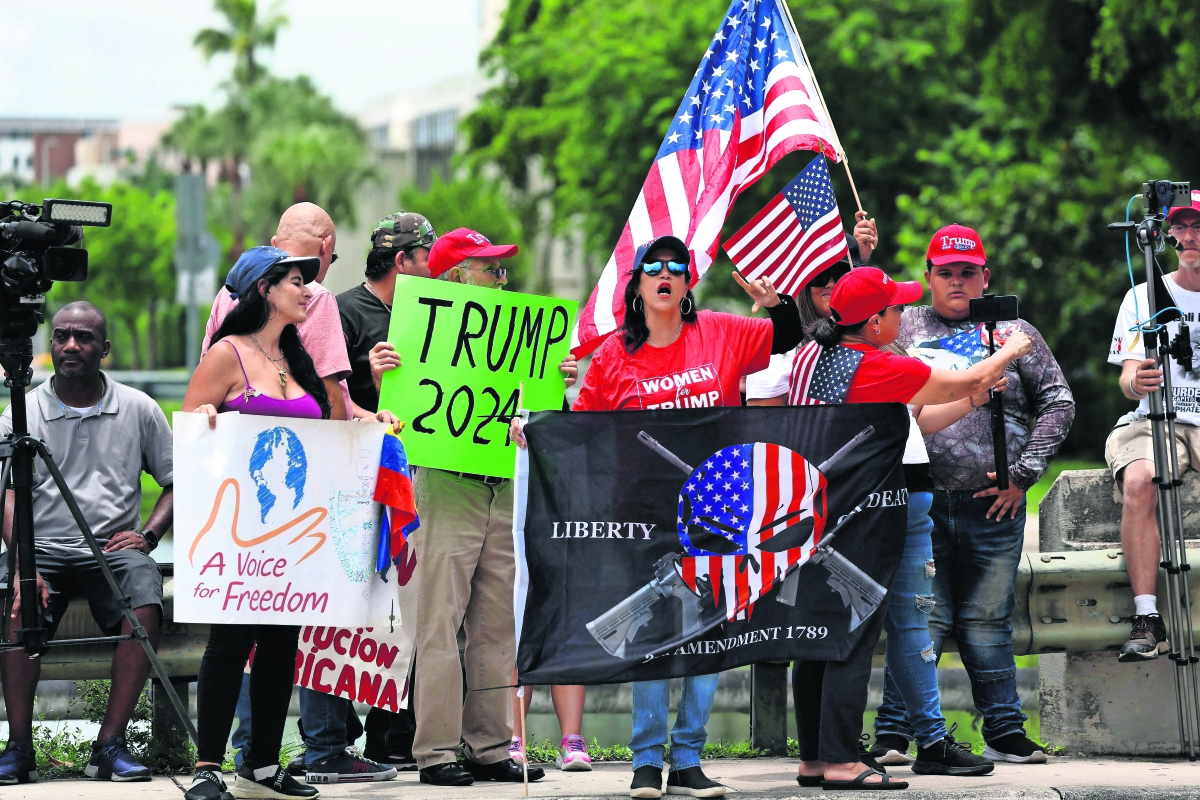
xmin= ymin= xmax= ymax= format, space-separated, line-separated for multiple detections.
xmin=513 ymin=235 xmax=803 ymax=798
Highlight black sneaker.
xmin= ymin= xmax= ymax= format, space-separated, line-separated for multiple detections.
xmin=185 ymin=769 xmax=235 ymax=800
xmin=232 ymin=764 xmax=320 ymax=798
xmin=0 ymin=741 xmax=38 ymax=786
xmin=630 ymin=765 xmax=663 ymax=799
xmin=285 ymin=753 xmax=306 ymax=777
xmin=982 ymin=731 xmax=1047 ymax=764
xmin=305 ymin=752 xmax=397 ymax=784
xmin=869 ymin=733 xmax=913 ymax=766
xmin=913 ymin=734 xmax=994 ymax=775
xmin=84 ymin=734 xmax=152 ymax=781
xmin=665 ymin=765 xmax=726 ymax=797
xmin=1119 ymin=614 xmax=1169 ymax=662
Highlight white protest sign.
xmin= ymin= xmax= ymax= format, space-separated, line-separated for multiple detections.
xmin=294 ymin=539 xmax=418 ymax=711
xmin=174 ymin=411 xmax=393 ymax=626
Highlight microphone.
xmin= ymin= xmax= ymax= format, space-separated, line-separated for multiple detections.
xmin=0 ymin=221 xmax=56 ymax=243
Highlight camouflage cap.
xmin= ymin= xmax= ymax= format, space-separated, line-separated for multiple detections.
xmin=371 ymin=212 xmax=437 ymax=250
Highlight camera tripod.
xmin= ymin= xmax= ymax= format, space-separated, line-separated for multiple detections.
xmin=0 ymin=336 xmax=197 ymax=744
xmin=1110 ymin=212 xmax=1200 ymax=760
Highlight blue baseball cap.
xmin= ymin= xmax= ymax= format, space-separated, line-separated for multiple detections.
xmin=225 ymin=246 xmax=321 ymax=300
xmin=632 ymin=235 xmax=690 ymax=272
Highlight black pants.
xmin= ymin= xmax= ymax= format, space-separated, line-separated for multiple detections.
xmin=197 ymin=623 xmax=300 ymax=768
xmin=793 ymin=609 xmax=886 ymax=764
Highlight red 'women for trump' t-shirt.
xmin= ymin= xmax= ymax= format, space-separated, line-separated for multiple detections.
xmin=573 ymin=311 xmax=774 ymax=412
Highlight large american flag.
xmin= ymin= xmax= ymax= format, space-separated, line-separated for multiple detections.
xmin=570 ymin=0 xmax=842 ymax=357
xmin=722 ymin=156 xmax=849 ymax=296
xmin=787 ymin=341 xmax=863 ymax=405
xmin=677 ymin=442 xmax=828 ymax=620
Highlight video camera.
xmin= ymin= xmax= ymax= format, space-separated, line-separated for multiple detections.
xmin=0 ymin=198 xmax=111 ymax=339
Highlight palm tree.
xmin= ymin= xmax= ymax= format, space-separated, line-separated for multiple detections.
xmin=193 ymin=0 xmax=288 ymax=90
xmin=188 ymin=0 xmax=288 ymax=261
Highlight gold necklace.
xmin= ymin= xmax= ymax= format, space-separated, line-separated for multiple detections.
xmin=249 ymin=335 xmax=289 ymax=387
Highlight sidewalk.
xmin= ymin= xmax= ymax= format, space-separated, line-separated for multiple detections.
xmin=13 ymin=757 xmax=1200 ymax=799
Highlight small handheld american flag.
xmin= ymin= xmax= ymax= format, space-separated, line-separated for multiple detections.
xmin=722 ymin=156 xmax=849 ymax=297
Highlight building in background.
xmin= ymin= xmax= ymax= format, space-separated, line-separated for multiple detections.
xmin=0 ymin=118 xmax=118 ymax=184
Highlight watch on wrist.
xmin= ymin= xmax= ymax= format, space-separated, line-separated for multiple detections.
xmin=139 ymin=528 xmax=160 ymax=551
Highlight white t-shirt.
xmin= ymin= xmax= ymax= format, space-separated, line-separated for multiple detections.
xmin=745 ymin=350 xmax=794 ymax=400
xmin=1110 ymin=276 xmax=1200 ymax=426
xmin=903 ymin=406 xmax=929 ymax=465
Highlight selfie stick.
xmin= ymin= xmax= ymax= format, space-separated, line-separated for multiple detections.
xmin=982 ymin=323 xmax=1010 ymax=491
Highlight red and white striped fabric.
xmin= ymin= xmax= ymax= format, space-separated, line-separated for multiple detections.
xmin=680 ymin=442 xmax=828 ymax=620
xmin=722 ymin=155 xmax=849 ymax=297
xmin=570 ymin=0 xmax=842 ymax=357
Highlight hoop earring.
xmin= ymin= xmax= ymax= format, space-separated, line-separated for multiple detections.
xmin=632 ymin=295 xmax=644 ymax=313
xmin=268 ymin=302 xmax=279 ymax=320
xmin=680 ymin=296 xmax=694 ymax=315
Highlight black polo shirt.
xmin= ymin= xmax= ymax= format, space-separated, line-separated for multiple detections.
xmin=337 ymin=283 xmax=392 ymax=414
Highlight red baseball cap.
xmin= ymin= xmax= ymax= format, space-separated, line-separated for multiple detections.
xmin=427 ymin=227 xmax=519 ymax=278
xmin=829 ymin=267 xmax=924 ymax=326
xmin=1167 ymin=190 xmax=1200 ymax=223
xmin=926 ymin=223 xmax=986 ymax=266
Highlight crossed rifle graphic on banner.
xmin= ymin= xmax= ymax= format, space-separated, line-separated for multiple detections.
xmin=585 ymin=427 xmax=888 ymax=660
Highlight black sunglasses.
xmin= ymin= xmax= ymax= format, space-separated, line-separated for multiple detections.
xmin=641 ymin=260 xmax=689 ymax=277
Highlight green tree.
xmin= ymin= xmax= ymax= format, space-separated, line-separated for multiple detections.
xmin=193 ymin=0 xmax=289 ymax=90
xmin=465 ymin=0 xmax=1200 ymax=457
xmin=164 ymin=3 xmax=372 ymax=260
xmin=49 ymin=179 xmax=176 ymax=370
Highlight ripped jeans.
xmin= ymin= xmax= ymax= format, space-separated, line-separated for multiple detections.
xmin=874 ymin=491 xmax=949 ymax=748
xmin=876 ymin=491 xmax=1028 ymax=744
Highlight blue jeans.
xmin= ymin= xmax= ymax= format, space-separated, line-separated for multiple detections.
xmin=232 ymin=673 xmax=251 ymax=768
xmin=874 ymin=492 xmax=948 ymax=748
xmin=876 ymin=491 xmax=1027 ymax=743
xmin=301 ymin=687 xmax=350 ymax=765
xmin=630 ymin=674 xmax=719 ymax=771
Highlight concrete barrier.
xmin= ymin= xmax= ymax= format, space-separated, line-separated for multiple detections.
xmin=1038 ymin=468 xmax=1200 ymax=756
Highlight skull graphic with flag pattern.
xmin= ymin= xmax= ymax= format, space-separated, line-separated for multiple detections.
xmin=677 ymin=443 xmax=827 ymax=620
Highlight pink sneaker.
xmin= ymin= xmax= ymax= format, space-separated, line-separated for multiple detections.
xmin=556 ymin=735 xmax=591 ymax=772
xmin=509 ymin=737 xmax=525 ymax=766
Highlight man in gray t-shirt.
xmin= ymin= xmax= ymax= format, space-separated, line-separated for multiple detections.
xmin=0 ymin=302 xmax=172 ymax=785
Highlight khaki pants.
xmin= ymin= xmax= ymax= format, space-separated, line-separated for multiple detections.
xmin=411 ymin=468 xmax=516 ymax=768
xmin=1104 ymin=418 xmax=1200 ymax=500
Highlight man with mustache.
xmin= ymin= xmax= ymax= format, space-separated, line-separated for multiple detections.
xmin=1106 ymin=191 xmax=1200 ymax=662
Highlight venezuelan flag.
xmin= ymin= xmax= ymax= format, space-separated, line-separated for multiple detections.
xmin=375 ymin=430 xmax=419 ymax=578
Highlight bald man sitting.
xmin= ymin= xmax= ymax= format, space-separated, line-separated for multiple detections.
xmin=202 ymin=202 xmax=350 ymax=421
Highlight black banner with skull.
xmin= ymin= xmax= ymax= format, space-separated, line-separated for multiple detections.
xmin=512 ymin=404 xmax=909 ymax=685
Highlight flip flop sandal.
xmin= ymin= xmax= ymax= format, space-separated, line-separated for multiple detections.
xmin=821 ymin=767 xmax=908 ymax=791
xmin=797 ymin=775 xmax=824 ymax=787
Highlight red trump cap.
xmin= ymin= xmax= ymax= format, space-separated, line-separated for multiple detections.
xmin=926 ymin=223 xmax=986 ymax=266
xmin=427 ymin=227 xmax=519 ymax=278
xmin=829 ymin=267 xmax=924 ymax=326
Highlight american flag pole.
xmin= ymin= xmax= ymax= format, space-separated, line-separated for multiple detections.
xmin=777 ymin=1 xmax=863 ymax=212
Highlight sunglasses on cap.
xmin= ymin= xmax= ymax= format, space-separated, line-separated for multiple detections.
xmin=641 ymin=260 xmax=689 ymax=277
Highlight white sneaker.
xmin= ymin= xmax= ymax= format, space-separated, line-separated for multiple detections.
xmin=508 ymin=736 xmax=525 ymax=766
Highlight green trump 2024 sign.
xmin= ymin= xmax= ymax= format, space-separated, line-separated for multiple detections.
xmin=378 ymin=275 xmax=578 ymax=478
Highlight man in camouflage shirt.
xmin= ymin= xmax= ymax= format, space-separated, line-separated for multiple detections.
xmin=878 ymin=224 xmax=1074 ymax=765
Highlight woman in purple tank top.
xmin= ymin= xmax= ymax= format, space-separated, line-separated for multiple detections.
xmin=181 ymin=247 xmax=395 ymax=799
